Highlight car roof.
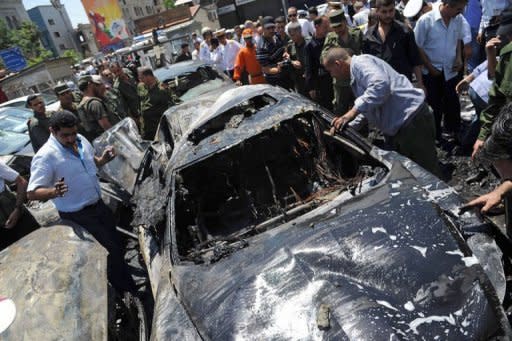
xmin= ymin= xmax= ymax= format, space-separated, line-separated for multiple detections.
xmin=153 ymin=60 xmax=212 ymax=81
xmin=170 ymin=84 xmax=322 ymax=170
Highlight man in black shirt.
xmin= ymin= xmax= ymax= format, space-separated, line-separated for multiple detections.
xmin=176 ymin=43 xmax=192 ymax=62
xmin=256 ymin=16 xmax=292 ymax=89
xmin=287 ymin=22 xmax=310 ymax=95
xmin=362 ymin=0 xmax=425 ymax=91
xmin=305 ymin=16 xmax=334 ymax=110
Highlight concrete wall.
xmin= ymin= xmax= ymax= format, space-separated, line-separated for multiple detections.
xmin=0 ymin=57 xmax=74 ymax=99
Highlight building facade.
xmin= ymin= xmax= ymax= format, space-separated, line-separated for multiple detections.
xmin=216 ymin=0 xmax=288 ymax=28
xmin=28 ymin=5 xmax=80 ymax=57
xmin=0 ymin=0 xmax=30 ymax=29
xmin=76 ymin=23 xmax=99 ymax=58
xmin=119 ymin=0 xmax=167 ymax=35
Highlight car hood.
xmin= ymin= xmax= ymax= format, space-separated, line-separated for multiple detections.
xmin=172 ymin=162 xmax=510 ymax=340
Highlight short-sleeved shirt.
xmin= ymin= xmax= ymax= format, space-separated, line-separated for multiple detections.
xmin=78 ymin=96 xmax=120 ymax=141
xmin=414 ymin=6 xmax=466 ymax=80
xmin=27 ymin=134 xmax=101 ymax=213
xmin=0 ymin=161 xmax=19 ymax=193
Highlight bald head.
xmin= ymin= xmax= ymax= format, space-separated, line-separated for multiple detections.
xmin=323 ymin=47 xmax=351 ymax=66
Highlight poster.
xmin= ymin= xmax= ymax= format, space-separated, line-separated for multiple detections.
xmin=80 ymin=0 xmax=129 ymax=52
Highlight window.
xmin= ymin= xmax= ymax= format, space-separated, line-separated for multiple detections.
xmin=59 ymin=44 xmax=66 ymax=50
xmin=48 ymin=19 xmax=55 ymax=25
xmin=54 ymin=31 xmax=61 ymax=37
xmin=154 ymin=0 xmax=159 ymax=5
xmin=12 ymin=16 xmax=19 ymax=29
xmin=146 ymin=6 xmax=153 ymax=14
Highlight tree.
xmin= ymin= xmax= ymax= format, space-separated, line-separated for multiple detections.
xmin=164 ymin=0 xmax=175 ymax=9
xmin=62 ymin=49 xmax=83 ymax=64
xmin=0 ymin=20 xmax=53 ymax=69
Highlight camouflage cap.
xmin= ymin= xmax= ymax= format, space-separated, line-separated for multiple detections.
xmin=53 ymin=82 xmax=71 ymax=95
xmin=328 ymin=9 xmax=346 ymax=27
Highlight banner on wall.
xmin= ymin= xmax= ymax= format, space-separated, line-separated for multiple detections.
xmin=80 ymin=0 xmax=129 ymax=52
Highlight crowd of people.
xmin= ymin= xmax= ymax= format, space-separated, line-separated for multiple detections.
xmin=1 ymin=0 xmax=512 ymax=293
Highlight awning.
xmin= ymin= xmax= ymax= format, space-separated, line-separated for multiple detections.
xmin=175 ymin=0 xmax=193 ymax=5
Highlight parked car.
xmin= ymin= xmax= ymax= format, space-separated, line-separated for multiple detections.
xmin=153 ymin=60 xmax=234 ymax=103
xmin=98 ymin=85 xmax=511 ymax=339
xmin=0 ymin=130 xmax=31 ymax=156
xmin=0 ymin=92 xmax=60 ymax=112
xmin=0 ymin=107 xmax=33 ymax=133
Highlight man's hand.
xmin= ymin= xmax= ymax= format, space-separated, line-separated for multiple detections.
xmin=464 ymin=180 xmax=512 ymax=214
xmin=309 ymin=90 xmax=317 ymax=99
xmin=101 ymin=146 xmax=116 ymax=164
xmin=486 ymin=37 xmax=501 ymax=55
xmin=455 ymin=78 xmax=469 ymax=94
xmin=428 ymin=67 xmax=442 ymax=77
xmin=291 ymin=60 xmax=302 ymax=69
xmin=330 ymin=108 xmax=358 ymax=134
xmin=53 ymin=178 xmax=68 ymax=198
xmin=5 ymin=208 xmax=21 ymax=229
xmin=235 ymin=80 xmax=242 ymax=86
xmin=471 ymin=139 xmax=485 ymax=160
xmin=476 ymin=32 xmax=483 ymax=44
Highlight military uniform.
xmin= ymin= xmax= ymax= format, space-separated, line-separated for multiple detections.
xmin=138 ymin=81 xmax=178 ymax=140
xmin=77 ymin=96 xmax=121 ymax=141
xmin=479 ymin=42 xmax=512 ymax=141
xmin=287 ymin=37 xmax=311 ymax=96
xmin=322 ymin=10 xmax=363 ymax=114
xmin=113 ymin=71 xmax=140 ymax=119
xmin=28 ymin=113 xmax=51 ymax=153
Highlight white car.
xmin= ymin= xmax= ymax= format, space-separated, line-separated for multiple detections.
xmin=0 ymin=92 xmax=61 ymax=112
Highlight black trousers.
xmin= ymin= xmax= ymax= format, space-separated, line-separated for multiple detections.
xmin=316 ymin=75 xmax=334 ymax=111
xmin=60 ymin=200 xmax=136 ymax=292
xmin=0 ymin=191 xmax=39 ymax=250
xmin=423 ymin=72 xmax=462 ymax=138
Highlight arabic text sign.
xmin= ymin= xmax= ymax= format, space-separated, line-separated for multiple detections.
xmin=0 ymin=47 xmax=27 ymax=72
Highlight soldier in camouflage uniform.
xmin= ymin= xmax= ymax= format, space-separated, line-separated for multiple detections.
xmin=26 ymin=94 xmax=51 ymax=153
xmin=473 ymin=11 xmax=512 ymax=158
xmin=54 ymin=83 xmax=87 ymax=137
xmin=137 ymin=67 xmax=179 ymax=140
xmin=322 ymin=9 xmax=363 ymax=115
xmin=77 ymin=75 xmax=122 ymax=141
xmin=110 ymin=62 xmax=140 ymax=121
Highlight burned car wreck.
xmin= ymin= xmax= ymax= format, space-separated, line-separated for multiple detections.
xmin=99 ymin=85 xmax=512 ymax=339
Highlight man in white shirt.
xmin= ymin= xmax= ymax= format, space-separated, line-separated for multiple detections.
xmin=215 ymin=28 xmax=242 ymax=78
xmin=191 ymin=40 xmax=201 ymax=60
xmin=414 ymin=0 xmax=468 ymax=140
xmin=286 ymin=6 xmax=316 ymax=38
xmin=199 ymin=27 xmax=213 ymax=64
xmin=27 ymin=110 xmax=136 ymax=292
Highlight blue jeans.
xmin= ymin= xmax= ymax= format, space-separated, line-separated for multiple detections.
xmin=468 ymin=27 xmax=485 ymax=72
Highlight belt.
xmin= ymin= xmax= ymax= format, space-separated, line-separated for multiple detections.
xmin=59 ymin=199 xmax=101 ymax=216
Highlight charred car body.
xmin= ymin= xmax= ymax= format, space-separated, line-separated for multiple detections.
xmin=96 ymin=85 xmax=512 ymax=339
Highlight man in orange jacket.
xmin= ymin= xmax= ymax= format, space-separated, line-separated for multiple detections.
xmin=233 ymin=29 xmax=267 ymax=85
